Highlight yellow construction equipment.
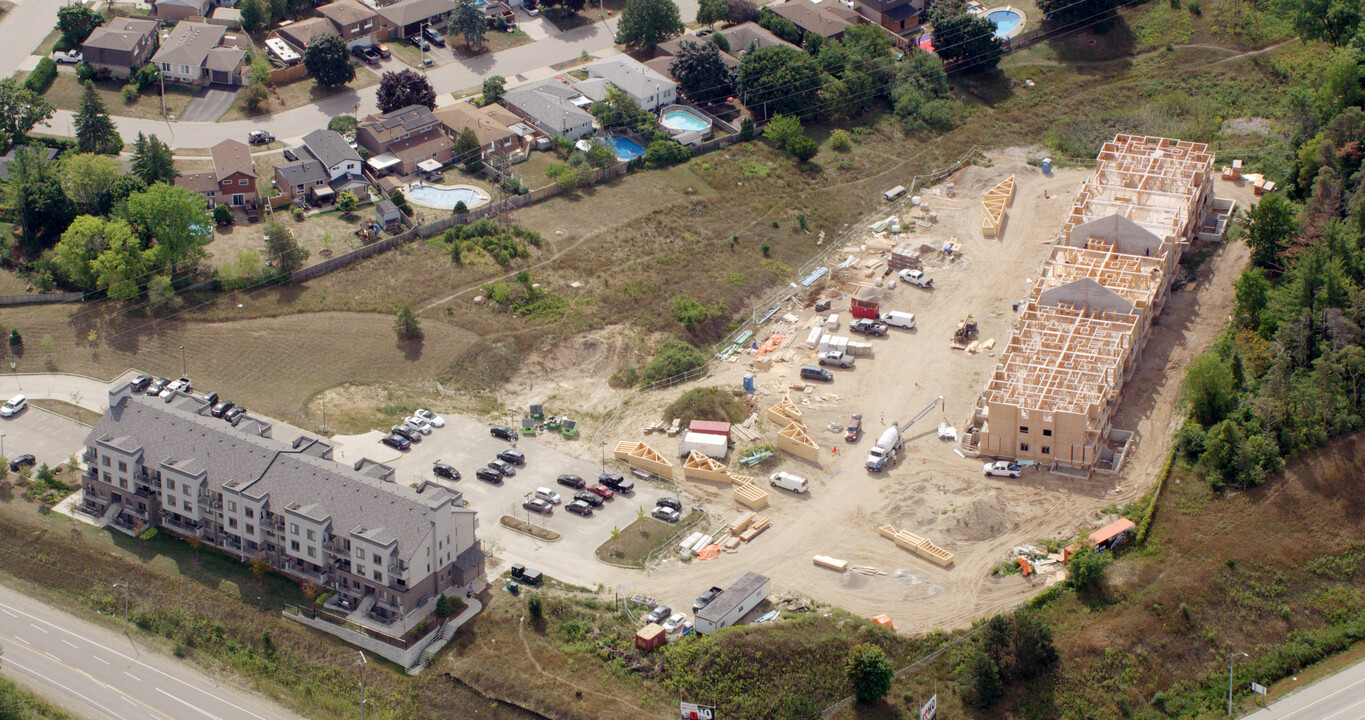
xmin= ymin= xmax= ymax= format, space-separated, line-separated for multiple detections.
xmin=954 ymin=315 xmax=978 ymax=344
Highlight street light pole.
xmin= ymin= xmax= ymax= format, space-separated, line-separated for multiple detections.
xmin=112 ymin=583 xmax=129 ymax=634
xmin=356 ymin=651 xmax=368 ymax=720
xmin=179 ymin=345 xmax=186 ymax=378
xmin=1229 ymin=651 xmax=1247 ymax=716
xmin=600 ymin=441 xmax=605 ymax=473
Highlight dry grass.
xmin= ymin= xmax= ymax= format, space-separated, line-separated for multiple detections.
xmin=206 ymin=209 xmax=370 ymax=270
xmin=29 ymin=399 xmax=100 ymax=426
xmin=44 ymin=75 xmax=197 ymax=121
xmin=500 ymin=515 xmax=562 ymax=541
xmin=217 ymin=67 xmax=380 ymax=123
xmin=593 ymin=513 xmax=699 ymax=567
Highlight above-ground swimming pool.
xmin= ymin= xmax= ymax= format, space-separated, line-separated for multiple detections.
xmin=661 ymin=109 xmax=711 ymax=133
xmin=407 ymin=183 xmax=491 ymax=210
xmin=607 ymin=135 xmax=646 ymax=161
xmin=985 ymin=6 xmax=1024 ymax=38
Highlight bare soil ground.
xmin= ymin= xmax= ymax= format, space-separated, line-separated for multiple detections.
xmin=498 ymin=153 xmax=1258 ymax=635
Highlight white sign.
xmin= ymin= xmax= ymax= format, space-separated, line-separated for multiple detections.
xmin=921 ymin=693 xmax=937 ymax=720
xmin=1251 ymin=682 xmax=1267 ymax=695
xmin=680 ymin=701 xmax=715 ymax=720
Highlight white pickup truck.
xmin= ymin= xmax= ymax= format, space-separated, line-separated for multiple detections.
xmin=983 ymin=461 xmax=1022 ymax=478
xmin=898 ymin=268 xmax=934 ymax=288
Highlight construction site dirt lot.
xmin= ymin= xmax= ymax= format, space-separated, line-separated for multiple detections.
xmin=505 ymin=152 xmax=1259 ymax=634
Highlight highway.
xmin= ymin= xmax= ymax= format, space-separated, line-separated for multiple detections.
xmin=1243 ymin=658 xmax=1365 ymax=720
xmin=0 ymin=583 xmax=306 ymax=720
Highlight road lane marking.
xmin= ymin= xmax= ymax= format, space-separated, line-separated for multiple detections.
xmin=124 ymin=671 xmax=141 ymax=681
xmin=1276 ymin=675 xmax=1365 ymax=720
xmin=0 ymin=606 xmax=15 ymax=617
xmin=156 ymin=687 xmax=225 ymax=720
xmin=0 ymin=631 xmax=175 ymax=720
xmin=28 ymin=622 xmax=47 ymax=633
xmin=94 ymin=655 xmax=110 ymax=664
xmin=0 ymin=598 xmax=275 ymax=720
xmin=44 ymin=651 xmax=60 ymax=661
xmin=11 ymin=635 xmax=29 ymax=645
xmin=1315 ymin=694 xmax=1365 ymax=720
xmin=63 ymin=639 xmax=79 ymax=649
xmin=2 ymin=658 xmax=134 ymax=720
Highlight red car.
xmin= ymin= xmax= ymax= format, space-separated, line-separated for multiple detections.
xmin=589 ymin=483 xmax=615 ymax=500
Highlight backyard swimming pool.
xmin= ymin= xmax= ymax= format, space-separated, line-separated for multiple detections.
xmin=986 ymin=7 xmax=1024 ymax=37
xmin=407 ymin=183 xmax=491 ymax=210
xmin=661 ymin=109 xmax=711 ymax=133
xmin=608 ymin=135 xmax=646 ymax=161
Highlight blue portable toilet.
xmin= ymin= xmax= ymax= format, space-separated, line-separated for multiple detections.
xmin=743 ymin=374 xmax=755 ymax=393
xmin=1041 ymin=158 xmax=1053 ymax=174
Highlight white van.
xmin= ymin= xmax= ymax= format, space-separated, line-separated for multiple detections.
xmin=769 ymin=471 xmax=809 ymax=494
xmin=881 ymin=311 xmax=916 ymax=329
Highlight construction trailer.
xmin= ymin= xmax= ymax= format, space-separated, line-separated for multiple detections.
xmin=695 ymin=572 xmax=770 ymax=635
xmin=967 ymin=135 xmax=1221 ymax=473
xmin=1063 ymin=517 xmax=1137 ymax=562
xmin=679 ymin=431 xmax=727 ymax=459
xmin=688 ymin=420 xmax=732 ymax=443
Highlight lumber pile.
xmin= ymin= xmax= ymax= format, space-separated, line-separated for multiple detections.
xmin=734 ymin=481 xmax=769 ymax=510
xmin=739 ymin=515 xmax=771 ymax=541
xmin=776 ymin=420 xmax=820 ymax=462
xmin=731 ymin=511 xmax=756 ymax=534
xmin=614 ymin=441 xmax=674 ymax=478
xmin=726 ymin=471 xmax=754 ymax=486
xmin=813 ymin=555 xmax=849 ymax=572
xmin=682 ymin=451 xmax=731 ymax=484
xmin=877 ymin=524 xmax=955 ymax=566
xmin=666 ymin=418 xmax=681 ymax=437
xmin=981 ymin=175 xmax=1015 ymax=238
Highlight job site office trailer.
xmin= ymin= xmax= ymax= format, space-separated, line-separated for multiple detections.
xmin=694 ymin=572 xmax=770 ymax=634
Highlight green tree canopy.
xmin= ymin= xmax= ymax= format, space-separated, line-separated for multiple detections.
xmin=376 ymin=69 xmax=437 ymax=113
xmin=0 ymin=79 xmax=55 ymax=153
xmin=1181 ymin=352 xmax=1237 ymax=426
xmin=697 ymin=0 xmax=726 ymax=24
xmin=304 ymin=34 xmax=355 ymax=89
xmin=845 ymin=643 xmax=893 ymax=702
xmin=614 ymin=0 xmax=684 ymax=50
xmin=926 ymin=0 xmax=1003 ymax=71
xmin=62 ymin=153 xmax=121 ymax=216
xmin=125 ymin=183 xmax=213 ymax=274
xmin=449 ymin=0 xmax=487 ymax=51
xmin=1037 ymin=0 xmax=1119 ymax=26
xmin=1065 ymin=533 xmax=1110 ymax=593
xmin=669 ymin=40 xmax=735 ymax=103
xmin=3 ymin=144 xmax=72 ymax=253
xmin=481 ymin=75 xmax=506 ymax=106
xmin=1295 ymin=0 xmax=1362 ymax=45
xmin=89 ymin=219 xmax=148 ymax=300
xmin=56 ymin=4 xmax=103 ymax=46
xmin=264 ymin=220 xmax=310 ymax=274
xmin=1241 ymin=193 xmax=1298 ymax=269
xmin=737 ymin=45 xmax=823 ymax=118
xmin=74 ymin=81 xmax=122 ymax=155
xmin=130 ymin=132 xmax=178 ymax=185
xmin=51 ymin=214 xmax=109 ymax=290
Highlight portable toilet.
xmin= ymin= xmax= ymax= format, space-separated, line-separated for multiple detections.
xmin=743 ymin=374 xmax=755 ymax=393
xmin=1041 ymin=157 xmax=1053 ymax=173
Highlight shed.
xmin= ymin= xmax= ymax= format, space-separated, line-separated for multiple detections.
xmin=635 ymin=623 xmax=667 ymax=651
xmin=1063 ymin=518 xmax=1137 ymax=562
xmin=688 ymin=420 xmax=731 ymax=443
xmin=375 ymin=199 xmax=402 ymax=229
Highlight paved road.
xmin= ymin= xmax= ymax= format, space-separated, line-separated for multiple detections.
xmin=0 ymin=583 xmax=306 ymax=720
xmin=0 ymin=0 xmax=61 ymax=80
xmin=0 ymin=370 xmax=140 ymax=414
xmin=1243 ymin=658 xmax=1365 ymax=720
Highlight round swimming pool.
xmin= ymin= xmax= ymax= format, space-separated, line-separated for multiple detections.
xmin=607 ymin=135 xmax=646 ymax=161
xmin=985 ymin=7 xmax=1024 ymax=38
xmin=661 ymin=109 xmax=711 ymax=133
xmin=407 ymin=183 xmax=491 ymax=210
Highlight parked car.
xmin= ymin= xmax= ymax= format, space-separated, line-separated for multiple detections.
xmin=476 ymin=467 xmax=503 ymax=483
xmin=247 ymin=130 xmax=275 ymax=145
xmin=662 ymin=612 xmax=687 ymax=633
xmin=692 ymin=586 xmax=723 ymax=611
xmin=652 ymin=506 xmax=680 ymax=523
xmin=408 ymin=35 xmax=430 ymax=50
xmin=522 ymin=497 xmax=553 ymax=515
xmin=497 ymin=448 xmax=525 ymax=466
xmin=600 ymin=473 xmax=634 ymax=493
xmin=433 ymin=462 xmax=459 ymax=480
xmin=415 ymin=409 xmax=444 ymax=427
xmin=9 ymin=454 xmax=35 ymax=471
xmin=352 ymin=45 xmax=380 ymax=64
xmin=534 ymin=487 xmax=562 ymax=505
xmin=574 ymin=490 xmax=604 ymax=507
xmin=146 ymin=377 xmax=170 ymax=396
xmin=983 ymin=460 xmax=1023 ymax=478
xmin=375 ymin=42 xmax=392 ymax=58
xmin=644 ymin=605 xmax=672 ymax=624
xmin=898 ymin=268 xmax=934 ymax=288
xmin=818 ymin=351 xmax=854 ymax=368
xmin=565 ymin=500 xmax=593 ymax=517
xmin=404 ymin=416 xmax=433 ymax=434
xmin=422 ymin=26 xmax=446 ymax=47
xmin=381 ymin=434 xmax=410 ymax=450
xmin=557 ymin=474 xmax=585 ymax=489
xmin=390 ymin=425 xmax=420 ymax=443
xmin=880 ymin=311 xmax=916 ymax=329
xmin=53 ymin=50 xmax=82 ymax=64
xmin=589 ymin=483 xmax=614 ymax=500
xmin=223 ymin=406 xmax=246 ymax=423
xmin=161 ymin=377 xmax=190 ymax=397
xmin=202 ymin=391 xmax=219 ymax=406
xmin=800 ymin=365 xmax=833 ymax=382
xmin=845 ymin=414 xmax=863 ymax=442
xmin=130 ymin=375 xmax=153 ymax=392
xmin=489 ymin=458 xmax=516 ymax=477
xmin=489 ymin=425 xmax=517 ymax=440
xmin=0 ymin=395 xmax=26 ymax=417
xmin=849 ymin=318 xmax=887 ymax=336
xmin=656 ymin=497 xmax=682 ymax=512
xmin=210 ymin=400 xmax=235 ymax=418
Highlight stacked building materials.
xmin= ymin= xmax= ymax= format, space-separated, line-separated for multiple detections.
xmin=877 ymin=525 xmax=954 ymax=566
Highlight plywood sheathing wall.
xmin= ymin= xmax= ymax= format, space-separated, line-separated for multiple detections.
xmin=767 ymin=397 xmax=803 ymax=426
xmin=682 ymin=450 xmax=731 ymax=483
xmin=981 ymin=175 xmax=1015 ymax=238
xmin=776 ymin=421 xmax=820 ymax=462
xmin=614 ymin=441 xmax=675 ymax=478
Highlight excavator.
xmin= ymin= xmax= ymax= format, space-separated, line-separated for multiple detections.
xmin=953 ymin=314 xmax=978 ymax=345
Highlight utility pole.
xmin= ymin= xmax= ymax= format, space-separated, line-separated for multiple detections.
xmin=112 ymin=583 xmax=129 ymax=634
xmin=179 ymin=345 xmax=186 ymax=378
xmin=357 ymin=651 xmax=369 ymax=720
xmin=1228 ymin=650 xmax=1247 ymax=716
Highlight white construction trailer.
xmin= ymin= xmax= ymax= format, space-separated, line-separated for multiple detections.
xmin=694 ymin=572 xmax=770 ymax=634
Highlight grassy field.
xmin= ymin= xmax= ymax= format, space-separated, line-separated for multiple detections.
xmin=43 ymin=75 xmax=198 ymax=121
xmin=218 ymin=67 xmax=380 ymax=123
xmin=594 ymin=512 xmax=700 ymax=567
xmin=206 ymin=208 xmax=371 ymax=271
xmin=452 ymin=29 xmax=532 ymax=58
xmin=0 ymin=675 xmax=78 ymax=720
xmin=30 ymin=398 xmax=101 ymax=426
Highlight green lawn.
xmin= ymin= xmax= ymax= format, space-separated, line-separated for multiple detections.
xmin=44 ymin=74 xmax=196 ymax=121
xmin=217 ymin=65 xmax=380 ymax=123
xmin=451 ymin=29 xmax=532 ymax=58
xmin=594 ymin=511 xmax=702 ymax=567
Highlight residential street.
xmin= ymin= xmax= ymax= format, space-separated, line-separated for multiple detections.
xmin=1242 ymin=658 xmax=1365 ymax=720
xmin=0 ymin=583 xmax=306 ymax=720
xmin=0 ymin=0 xmax=61 ymax=81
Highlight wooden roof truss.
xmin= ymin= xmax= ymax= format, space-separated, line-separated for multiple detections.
xmin=1035 ymin=244 xmax=1163 ymax=312
xmin=981 ymin=175 xmax=1015 ymax=236
xmin=1062 ymin=134 xmax=1213 ymax=245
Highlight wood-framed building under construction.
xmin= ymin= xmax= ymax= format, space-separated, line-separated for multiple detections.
xmin=968 ymin=135 xmax=1223 ymax=472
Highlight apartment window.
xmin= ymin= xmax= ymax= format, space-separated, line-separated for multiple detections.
xmin=307 ymin=547 xmax=316 ymax=558
xmin=372 ymin=553 xmax=381 ymax=564
xmin=183 ymin=500 xmax=191 ymax=510
xmin=355 ymin=548 xmax=363 ymax=559
xmin=1020 ymin=443 xmax=1030 ymax=452
xmin=1041 ymin=446 xmax=1052 ymax=455
xmin=103 ymin=456 xmax=110 ymax=466
xmin=166 ymin=479 xmax=175 ymax=491
xmin=373 ymin=571 xmax=381 ymax=581
xmin=229 ymin=517 xmax=238 ymax=529
xmin=228 ymin=500 xmax=237 ymax=512
xmin=1043 ymin=429 xmax=1053 ymax=437
xmin=291 ymin=523 xmax=299 ymax=535
xmin=357 ymin=565 xmax=365 ymax=576
xmin=1018 ymin=427 xmax=1029 ymax=434
xmin=307 ymin=530 xmax=316 ymax=541
xmin=246 ymin=524 xmax=255 ymax=534
xmin=246 ymin=508 xmax=254 ymax=518
xmin=291 ymin=540 xmax=300 ymax=551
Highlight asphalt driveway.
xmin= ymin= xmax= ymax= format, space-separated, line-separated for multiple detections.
xmin=179 ymin=83 xmax=238 ymax=123
xmin=0 ymin=406 xmax=91 ymax=470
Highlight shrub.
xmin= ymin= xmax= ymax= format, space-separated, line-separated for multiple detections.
xmin=760 ymin=240 xmax=771 ymax=256
xmin=662 ymin=386 xmax=749 ymax=425
xmin=75 ymin=61 xmax=94 ymax=81
xmin=240 ymin=83 xmax=268 ymax=113
xmin=121 ymin=84 xmax=138 ymax=104
xmin=25 ymin=58 xmax=57 ymax=94
xmin=327 ymin=115 xmax=358 ymax=134
xmin=829 ymin=128 xmax=852 ymax=151
xmin=644 ymin=138 xmax=691 ymax=167
xmin=639 ymin=339 xmax=707 ymax=385
xmin=527 ymin=594 xmax=543 ymax=622
xmin=846 ymin=643 xmax=893 ymax=702
xmin=1187 ymin=0 xmax=1200 ymax=13
xmin=788 ymin=135 xmax=819 ymax=162
xmin=8 ymin=330 xmax=21 ymax=349
xmin=740 ymin=117 xmax=754 ymax=141
xmin=671 ymin=296 xmax=723 ymax=331
xmin=213 ymin=205 xmax=233 ymax=225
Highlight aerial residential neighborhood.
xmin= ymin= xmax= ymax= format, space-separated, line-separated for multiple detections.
xmin=0 ymin=0 xmax=1358 ymax=716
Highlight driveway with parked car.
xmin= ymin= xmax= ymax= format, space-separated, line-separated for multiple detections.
xmin=373 ymin=413 xmax=688 ymax=587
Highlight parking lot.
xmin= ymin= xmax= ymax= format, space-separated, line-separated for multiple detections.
xmin=368 ymin=413 xmax=688 ymax=584
xmin=0 ymin=406 xmax=91 ymax=471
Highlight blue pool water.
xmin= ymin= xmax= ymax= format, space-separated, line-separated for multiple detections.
xmin=607 ymin=135 xmax=646 ymax=161
xmin=408 ymin=184 xmax=489 ymax=209
xmin=987 ymin=9 xmax=1022 ymax=37
xmin=661 ymin=110 xmax=710 ymax=133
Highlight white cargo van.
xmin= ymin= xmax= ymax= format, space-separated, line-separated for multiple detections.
xmin=881 ymin=311 xmax=916 ymax=329
xmin=768 ymin=471 xmax=809 ymax=494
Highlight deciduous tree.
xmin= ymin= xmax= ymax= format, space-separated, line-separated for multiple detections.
xmin=89 ymin=219 xmax=148 ymax=300
xmin=926 ymin=0 xmax=1003 ymax=70
xmin=737 ymin=45 xmax=822 ymax=118
xmin=696 ymin=0 xmax=725 ymax=24
xmin=670 ymin=40 xmax=734 ymax=103
xmin=62 ymin=153 xmax=120 ymax=215
xmin=481 ymin=75 xmax=506 ymax=106
xmin=264 ymin=220 xmax=309 ymax=274
xmin=0 ymin=79 xmax=55 ymax=153
xmin=1241 ymin=193 xmax=1298 ymax=269
xmin=449 ymin=0 xmax=487 ymax=51
xmin=2 ymin=145 xmax=72 ymax=253
xmin=336 ymin=190 xmax=358 ymax=215
xmin=615 ymin=0 xmax=684 ymax=50
xmin=304 ymin=34 xmax=355 ymax=89
xmin=125 ymin=183 xmax=213 ymax=274
xmin=1181 ymin=352 xmax=1237 ymax=426
xmin=1295 ymin=0 xmax=1362 ymax=45
xmin=845 ymin=643 xmax=893 ymax=702
xmin=1037 ymin=0 xmax=1119 ymax=26
xmin=377 ymin=69 xmax=437 ymax=113
xmin=56 ymin=4 xmax=103 ymax=46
